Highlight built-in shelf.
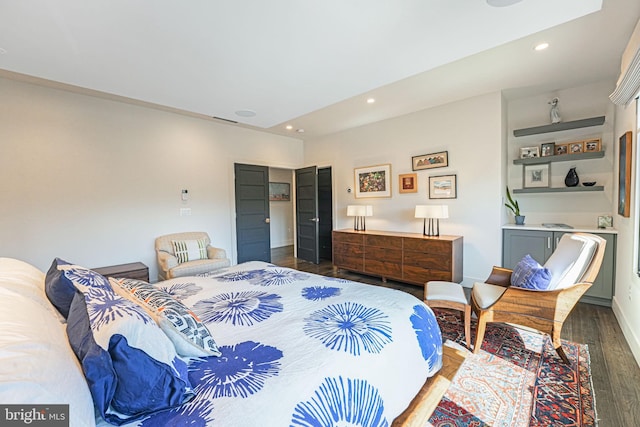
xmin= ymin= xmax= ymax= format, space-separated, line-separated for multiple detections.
xmin=513 ymin=150 xmax=605 ymax=165
xmin=513 ymin=116 xmax=606 ymax=137
xmin=513 ymin=185 xmax=604 ymax=194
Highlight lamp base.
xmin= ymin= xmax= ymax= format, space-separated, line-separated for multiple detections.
xmin=423 ymin=218 xmax=440 ymax=237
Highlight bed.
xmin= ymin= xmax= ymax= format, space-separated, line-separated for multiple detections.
xmin=0 ymin=258 xmax=444 ymax=427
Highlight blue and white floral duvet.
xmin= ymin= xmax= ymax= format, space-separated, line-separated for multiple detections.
xmin=98 ymin=261 xmax=442 ymax=427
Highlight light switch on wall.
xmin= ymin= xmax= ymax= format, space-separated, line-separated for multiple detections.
xmin=181 ymin=189 xmax=188 ymax=201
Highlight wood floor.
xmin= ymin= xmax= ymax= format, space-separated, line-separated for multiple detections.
xmin=271 ymin=246 xmax=640 ymax=427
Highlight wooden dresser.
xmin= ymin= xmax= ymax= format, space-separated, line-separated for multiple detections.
xmin=332 ymin=229 xmax=463 ymax=285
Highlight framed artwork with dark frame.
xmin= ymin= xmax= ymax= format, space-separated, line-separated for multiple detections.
xmin=398 ymin=173 xmax=418 ymax=193
xmin=541 ymin=142 xmax=555 ymax=157
xmin=412 ymin=151 xmax=448 ymax=171
xmin=354 ymin=164 xmax=392 ymax=198
xmin=428 ymin=174 xmax=457 ymax=199
xmin=618 ymin=131 xmax=632 ymax=217
xmin=269 ymin=182 xmax=290 ymax=201
xmin=523 ymin=163 xmax=550 ymax=188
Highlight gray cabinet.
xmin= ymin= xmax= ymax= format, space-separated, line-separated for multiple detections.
xmin=502 ymin=229 xmax=616 ymax=306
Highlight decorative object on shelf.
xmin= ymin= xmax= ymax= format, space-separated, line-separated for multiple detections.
xmin=398 ymin=173 xmax=418 ymax=193
xmin=597 ymin=215 xmax=613 ymax=229
xmin=505 ymin=187 xmax=524 ymax=225
xmin=415 ymin=205 xmax=449 ymax=236
xmin=584 ymin=138 xmax=602 ymax=152
xmin=564 ymin=167 xmax=579 ymax=187
xmin=549 ymin=97 xmax=562 ymax=123
xmin=523 ymin=163 xmax=550 ymax=188
xmin=569 ymin=141 xmax=584 ymax=154
xmin=268 ymin=182 xmax=290 ymax=201
xmin=582 ymin=181 xmax=596 ymax=187
xmin=429 ymin=174 xmax=457 ymax=199
xmin=541 ymin=142 xmax=555 ymax=157
xmin=520 ymin=146 xmax=540 ymax=159
xmin=555 ymin=143 xmax=569 ymax=155
xmin=412 ymin=151 xmax=448 ymax=171
xmin=618 ymin=131 xmax=632 ymax=217
xmin=346 ymin=205 xmax=373 ymax=231
xmin=354 ymin=164 xmax=391 ymax=198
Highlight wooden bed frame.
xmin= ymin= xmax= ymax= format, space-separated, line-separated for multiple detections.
xmin=392 ymin=345 xmax=467 ymax=426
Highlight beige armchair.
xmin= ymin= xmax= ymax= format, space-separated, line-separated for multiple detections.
xmin=155 ymin=232 xmax=230 ymax=281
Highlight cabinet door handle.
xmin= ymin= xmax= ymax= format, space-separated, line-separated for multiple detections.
xmin=547 ymin=237 xmax=551 ymax=249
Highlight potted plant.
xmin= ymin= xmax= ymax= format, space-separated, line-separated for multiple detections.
xmin=505 ymin=187 xmax=525 ymax=225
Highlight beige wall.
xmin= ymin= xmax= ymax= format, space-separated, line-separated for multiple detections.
xmin=303 ymin=92 xmax=506 ymax=285
xmin=0 ymin=77 xmax=304 ymax=280
xmin=612 ymin=100 xmax=640 ymax=364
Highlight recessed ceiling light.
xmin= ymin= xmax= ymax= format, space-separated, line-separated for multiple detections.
xmin=286 ymin=125 xmax=293 ymax=130
xmin=235 ymin=109 xmax=256 ymax=117
xmin=486 ymin=0 xmax=523 ymax=6
xmin=0 ymin=48 xmax=6 ymax=54
xmin=367 ymin=98 xmax=375 ymax=104
xmin=534 ymin=42 xmax=549 ymax=51
xmin=296 ymin=129 xmax=305 ymax=133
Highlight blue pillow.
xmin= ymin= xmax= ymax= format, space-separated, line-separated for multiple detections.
xmin=45 ymin=257 xmax=76 ymax=318
xmin=511 ymin=254 xmax=552 ymax=290
xmin=62 ymin=264 xmax=194 ymax=425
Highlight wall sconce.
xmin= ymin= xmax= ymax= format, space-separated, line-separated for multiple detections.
xmin=347 ymin=205 xmax=373 ymax=231
xmin=414 ymin=205 xmax=449 ymax=236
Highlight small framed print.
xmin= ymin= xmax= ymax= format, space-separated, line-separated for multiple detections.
xmin=412 ymin=151 xmax=448 ymax=171
xmin=398 ymin=173 xmax=418 ymax=193
xmin=429 ymin=174 xmax=457 ymax=199
xmin=555 ymin=143 xmax=569 ymax=155
xmin=520 ymin=146 xmax=540 ymax=159
xmin=569 ymin=141 xmax=584 ymax=154
xmin=541 ymin=142 xmax=555 ymax=157
xmin=597 ymin=215 xmax=613 ymax=229
xmin=523 ymin=163 xmax=550 ymax=188
xmin=584 ymin=138 xmax=602 ymax=152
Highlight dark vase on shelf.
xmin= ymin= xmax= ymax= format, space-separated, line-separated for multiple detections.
xmin=564 ymin=167 xmax=579 ymax=187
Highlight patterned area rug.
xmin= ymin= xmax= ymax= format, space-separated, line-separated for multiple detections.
xmin=427 ymin=309 xmax=597 ymax=427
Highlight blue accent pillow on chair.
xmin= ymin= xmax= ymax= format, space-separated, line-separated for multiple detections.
xmin=511 ymin=254 xmax=552 ymax=290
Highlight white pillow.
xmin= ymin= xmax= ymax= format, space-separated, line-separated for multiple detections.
xmin=172 ymin=239 xmax=207 ymax=263
xmin=0 ymin=259 xmax=96 ymax=427
xmin=544 ymin=234 xmax=597 ymax=290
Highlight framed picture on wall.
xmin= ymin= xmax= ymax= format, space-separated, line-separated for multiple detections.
xmin=428 ymin=174 xmax=457 ymax=199
xmin=618 ymin=131 xmax=632 ymax=217
xmin=412 ymin=151 xmax=448 ymax=171
xmin=354 ymin=164 xmax=392 ymax=198
xmin=269 ymin=182 xmax=290 ymax=201
xmin=398 ymin=173 xmax=418 ymax=193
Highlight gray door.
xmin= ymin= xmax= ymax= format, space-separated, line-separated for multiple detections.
xmin=296 ymin=166 xmax=319 ymax=263
xmin=235 ymin=163 xmax=271 ymax=263
xmin=318 ymin=167 xmax=333 ymax=260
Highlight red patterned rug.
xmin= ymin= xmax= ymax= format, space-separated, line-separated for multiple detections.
xmin=428 ymin=309 xmax=597 ymax=427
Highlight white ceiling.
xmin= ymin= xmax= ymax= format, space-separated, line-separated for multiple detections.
xmin=1 ymin=0 xmax=638 ymax=138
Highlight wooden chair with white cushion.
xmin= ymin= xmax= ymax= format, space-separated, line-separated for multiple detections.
xmin=155 ymin=232 xmax=230 ymax=281
xmin=471 ymin=232 xmax=606 ymax=364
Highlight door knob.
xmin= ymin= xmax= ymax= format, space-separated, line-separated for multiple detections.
xmin=265 ymin=218 xmax=270 ymax=223
xmin=309 ymin=217 xmax=319 ymax=222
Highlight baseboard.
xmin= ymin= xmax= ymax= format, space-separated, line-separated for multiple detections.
xmin=612 ymin=296 xmax=640 ymax=367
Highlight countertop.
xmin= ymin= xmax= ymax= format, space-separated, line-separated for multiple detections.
xmin=502 ymin=223 xmax=618 ymax=234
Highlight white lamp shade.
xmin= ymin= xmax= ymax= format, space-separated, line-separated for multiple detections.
xmin=347 ymin=205 xmax=373 ymax=217
xmin=415 ymin=205 xmax=449 ymax=219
